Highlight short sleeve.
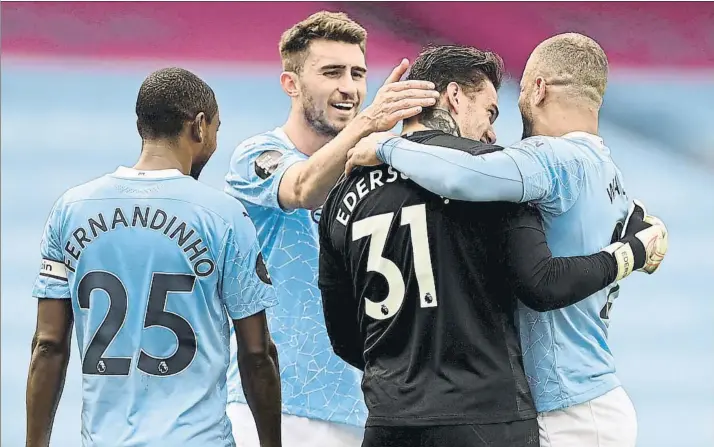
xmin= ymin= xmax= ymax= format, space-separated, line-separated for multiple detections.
xmin=219 ymin=203 xmax=278 ymax=320
xmin=503 ymin=136 xmax=586 ymax=215
xmin=32 ymin=199 xmax=71 ymax=299
xmin=224 ymin=135 xmax=305 ymax=211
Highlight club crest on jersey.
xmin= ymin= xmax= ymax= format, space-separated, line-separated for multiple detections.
xmin=254 ymin=150 xmax=282 ymax=180
xmin=311 ymin=207 xmax=322 ymax=223
xmin=255 ymin=252 xmax=272 ymax=285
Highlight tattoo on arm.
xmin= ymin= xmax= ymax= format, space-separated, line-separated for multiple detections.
xmin=419 ymin=109 xmax=461 ymax=137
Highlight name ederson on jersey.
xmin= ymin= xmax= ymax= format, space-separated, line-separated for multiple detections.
xmin=333 ymin=166 xmax=408 ymax=227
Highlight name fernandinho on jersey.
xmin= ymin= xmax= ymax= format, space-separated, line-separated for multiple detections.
xmin=335 ymin=166 xmax=408 ymax=227
xmin=63 ymin=206 xmax=216 ymax=277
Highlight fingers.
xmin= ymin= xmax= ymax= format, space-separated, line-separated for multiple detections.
xmin=388 ymin=106 xmax=424 ymax=122
xmin=643 ymin=215 xmax=664 ymax=228
xmin=389 ymin=87 xmax=440 ymax=102
xmin=383 ymin=58 xmax=410 ymax=85
xmin=386 ymin=97 xmax=438 ymax=114
xmin=383 ymin=80 xmax=437 ymax=93
xmin=345 ymin=148 xmax=359 ymax=176
xmin=345 ymin=157 xmax=355 ymax=177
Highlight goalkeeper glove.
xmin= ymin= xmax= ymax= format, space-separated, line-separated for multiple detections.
xmin=603 ymin=199 xmax=668 ymax=282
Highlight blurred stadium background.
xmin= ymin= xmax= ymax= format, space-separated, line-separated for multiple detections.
xmin=2 ymin=2 xmax=713 ymax=446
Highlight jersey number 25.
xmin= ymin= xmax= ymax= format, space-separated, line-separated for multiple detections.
xmin=78 ymin=272 xmax=197 ymax=377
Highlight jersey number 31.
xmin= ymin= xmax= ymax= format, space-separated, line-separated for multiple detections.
xmin=352 ymin=204 xmax=437 ymax=320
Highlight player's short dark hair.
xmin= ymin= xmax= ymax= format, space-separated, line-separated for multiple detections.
xmin=279 ymin=11 xmax=367 ymax=73
xmin=135 ymin=67 xmax=218 ymax=140
xmin=407 ymin=45 xmax=504 ymax=94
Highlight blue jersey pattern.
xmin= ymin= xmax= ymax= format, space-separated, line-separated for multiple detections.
xmin=504 ymin=132 xmax=630 ymax=412
xmin=32 ymin=167 xmax=276 ymax=447
xmin=224 ymin=128 xmax=367 ymax=426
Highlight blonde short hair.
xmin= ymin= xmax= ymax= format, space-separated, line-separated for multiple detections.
xmin=529 ymin=33 xmax=609 ymax=106
xmin=279 ymin=11 xmax=367 ymax=73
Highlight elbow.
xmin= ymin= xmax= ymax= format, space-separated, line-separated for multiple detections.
xmin=438 ymin=174 xmax=481 ymax=201
xmin=238 ymin=350 xmax=274 ymax=372
xmin=238 ymin=340 xmax=277 ymax=370
xmin=516 ymin=285 xmax=562 ymax=312
xmin=439 ymin=177 xmax=467 ymax=200
xmin=293 ymin=175 xmax=324 ymax=211
xmin=31 ymin=334 xmax=69 ymax=361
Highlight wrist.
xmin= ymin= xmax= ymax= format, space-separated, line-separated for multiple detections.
xmin=602 ymin=242 xmax=634 ymax=282
xmin=377 ymin=136 xmax=399 ymax=163
xmin=351 ymin=112 xmax=376 ymax=138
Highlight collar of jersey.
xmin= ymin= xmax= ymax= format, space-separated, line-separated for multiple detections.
xmin=562 ymin=131 xmax=604 ymax=147
xmin=112 ymin=166 xmax=186 ymax=179
xmin=273 ymin=127 xmax=297 ymax=150
xmin=273 ymin=127 xmax=310 ymax=159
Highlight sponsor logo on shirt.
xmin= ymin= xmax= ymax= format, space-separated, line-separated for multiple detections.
xmin=254 ymin=150 xmax=282 ymax=180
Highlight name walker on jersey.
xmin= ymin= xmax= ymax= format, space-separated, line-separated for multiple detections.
xmin=62 ymin=206 xmax=215 ymax=277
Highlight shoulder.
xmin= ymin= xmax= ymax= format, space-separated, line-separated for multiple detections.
xmin=411 ymin=132 xmax=505 ymax=155
xmin=232 ymin=130 xmax=294 ymax=158
xmin=509 ymin=136 xmax=583 ymax=160
xmin=193 ymin=182 xmax=250 ymax=219
xmin=228 ymin=129 xmax=304 ymax=180
xmin=54 ymin=174 xmax=117 ymax=210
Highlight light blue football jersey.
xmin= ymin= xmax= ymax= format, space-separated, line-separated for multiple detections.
xmin=224 ymin=128 xmax=367 ymax=426
xmin=377 ymin=131 xmax=630 ymax=412
xmin=505 ymin=133 xmax=629 ymax=412
xmin=32 ymin=167 xmax=277 ymax=447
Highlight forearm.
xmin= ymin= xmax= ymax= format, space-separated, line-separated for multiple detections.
xmin=522 ymin=253 xmax=617 ymax=311
xmin=293 ymin=115 xmax=373 ymax=209
xmin=238 ymin=352 xmax=282 ymax=447
xmin=26 ymin=340 xmax=69 ymax=447
xmin=507 ymin=227 xmax=617 ymax=311
xmin=378 ymin=137 xmax=525 ymax=202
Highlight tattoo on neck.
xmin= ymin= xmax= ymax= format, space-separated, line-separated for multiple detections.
xmin=420 ymin=109 xmax=461 ymax=137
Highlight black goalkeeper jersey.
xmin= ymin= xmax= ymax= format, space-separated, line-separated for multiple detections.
xmin=317 ymin=130 xmax=617 ymax=427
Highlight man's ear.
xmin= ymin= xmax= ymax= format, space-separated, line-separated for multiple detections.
xmin=191 ymin=112 xmax=206 ymax=143
xmin=280 ymin=72 xmax=300 ymax=97
xmin=533 ymin=77 xmax=547 ymax=107
xmin=445 ymin=82 xmax=461 ymax=114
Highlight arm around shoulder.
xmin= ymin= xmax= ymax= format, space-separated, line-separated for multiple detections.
xmin=500 ymin=206 xmax=617 ymax=312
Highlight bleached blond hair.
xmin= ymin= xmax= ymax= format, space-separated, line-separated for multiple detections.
xmin=526 ymin=32 xmax=609 ymax=107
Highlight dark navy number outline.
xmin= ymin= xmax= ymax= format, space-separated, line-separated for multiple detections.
xmin=78 ymin=271 xmax=197 ymax=377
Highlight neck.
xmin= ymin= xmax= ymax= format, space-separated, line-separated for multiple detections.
xmin=533 ymin=104 xmax=599 ymax=138
xmin=404 ymin=109 xmax=461 ymax=137
xmin=282 ymin=108 xmax=333 ymax=156
xmin=401 ymin=120 xmax=431 ymax=135
xmin=134 ymin=141 xmax=192 ymax=175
